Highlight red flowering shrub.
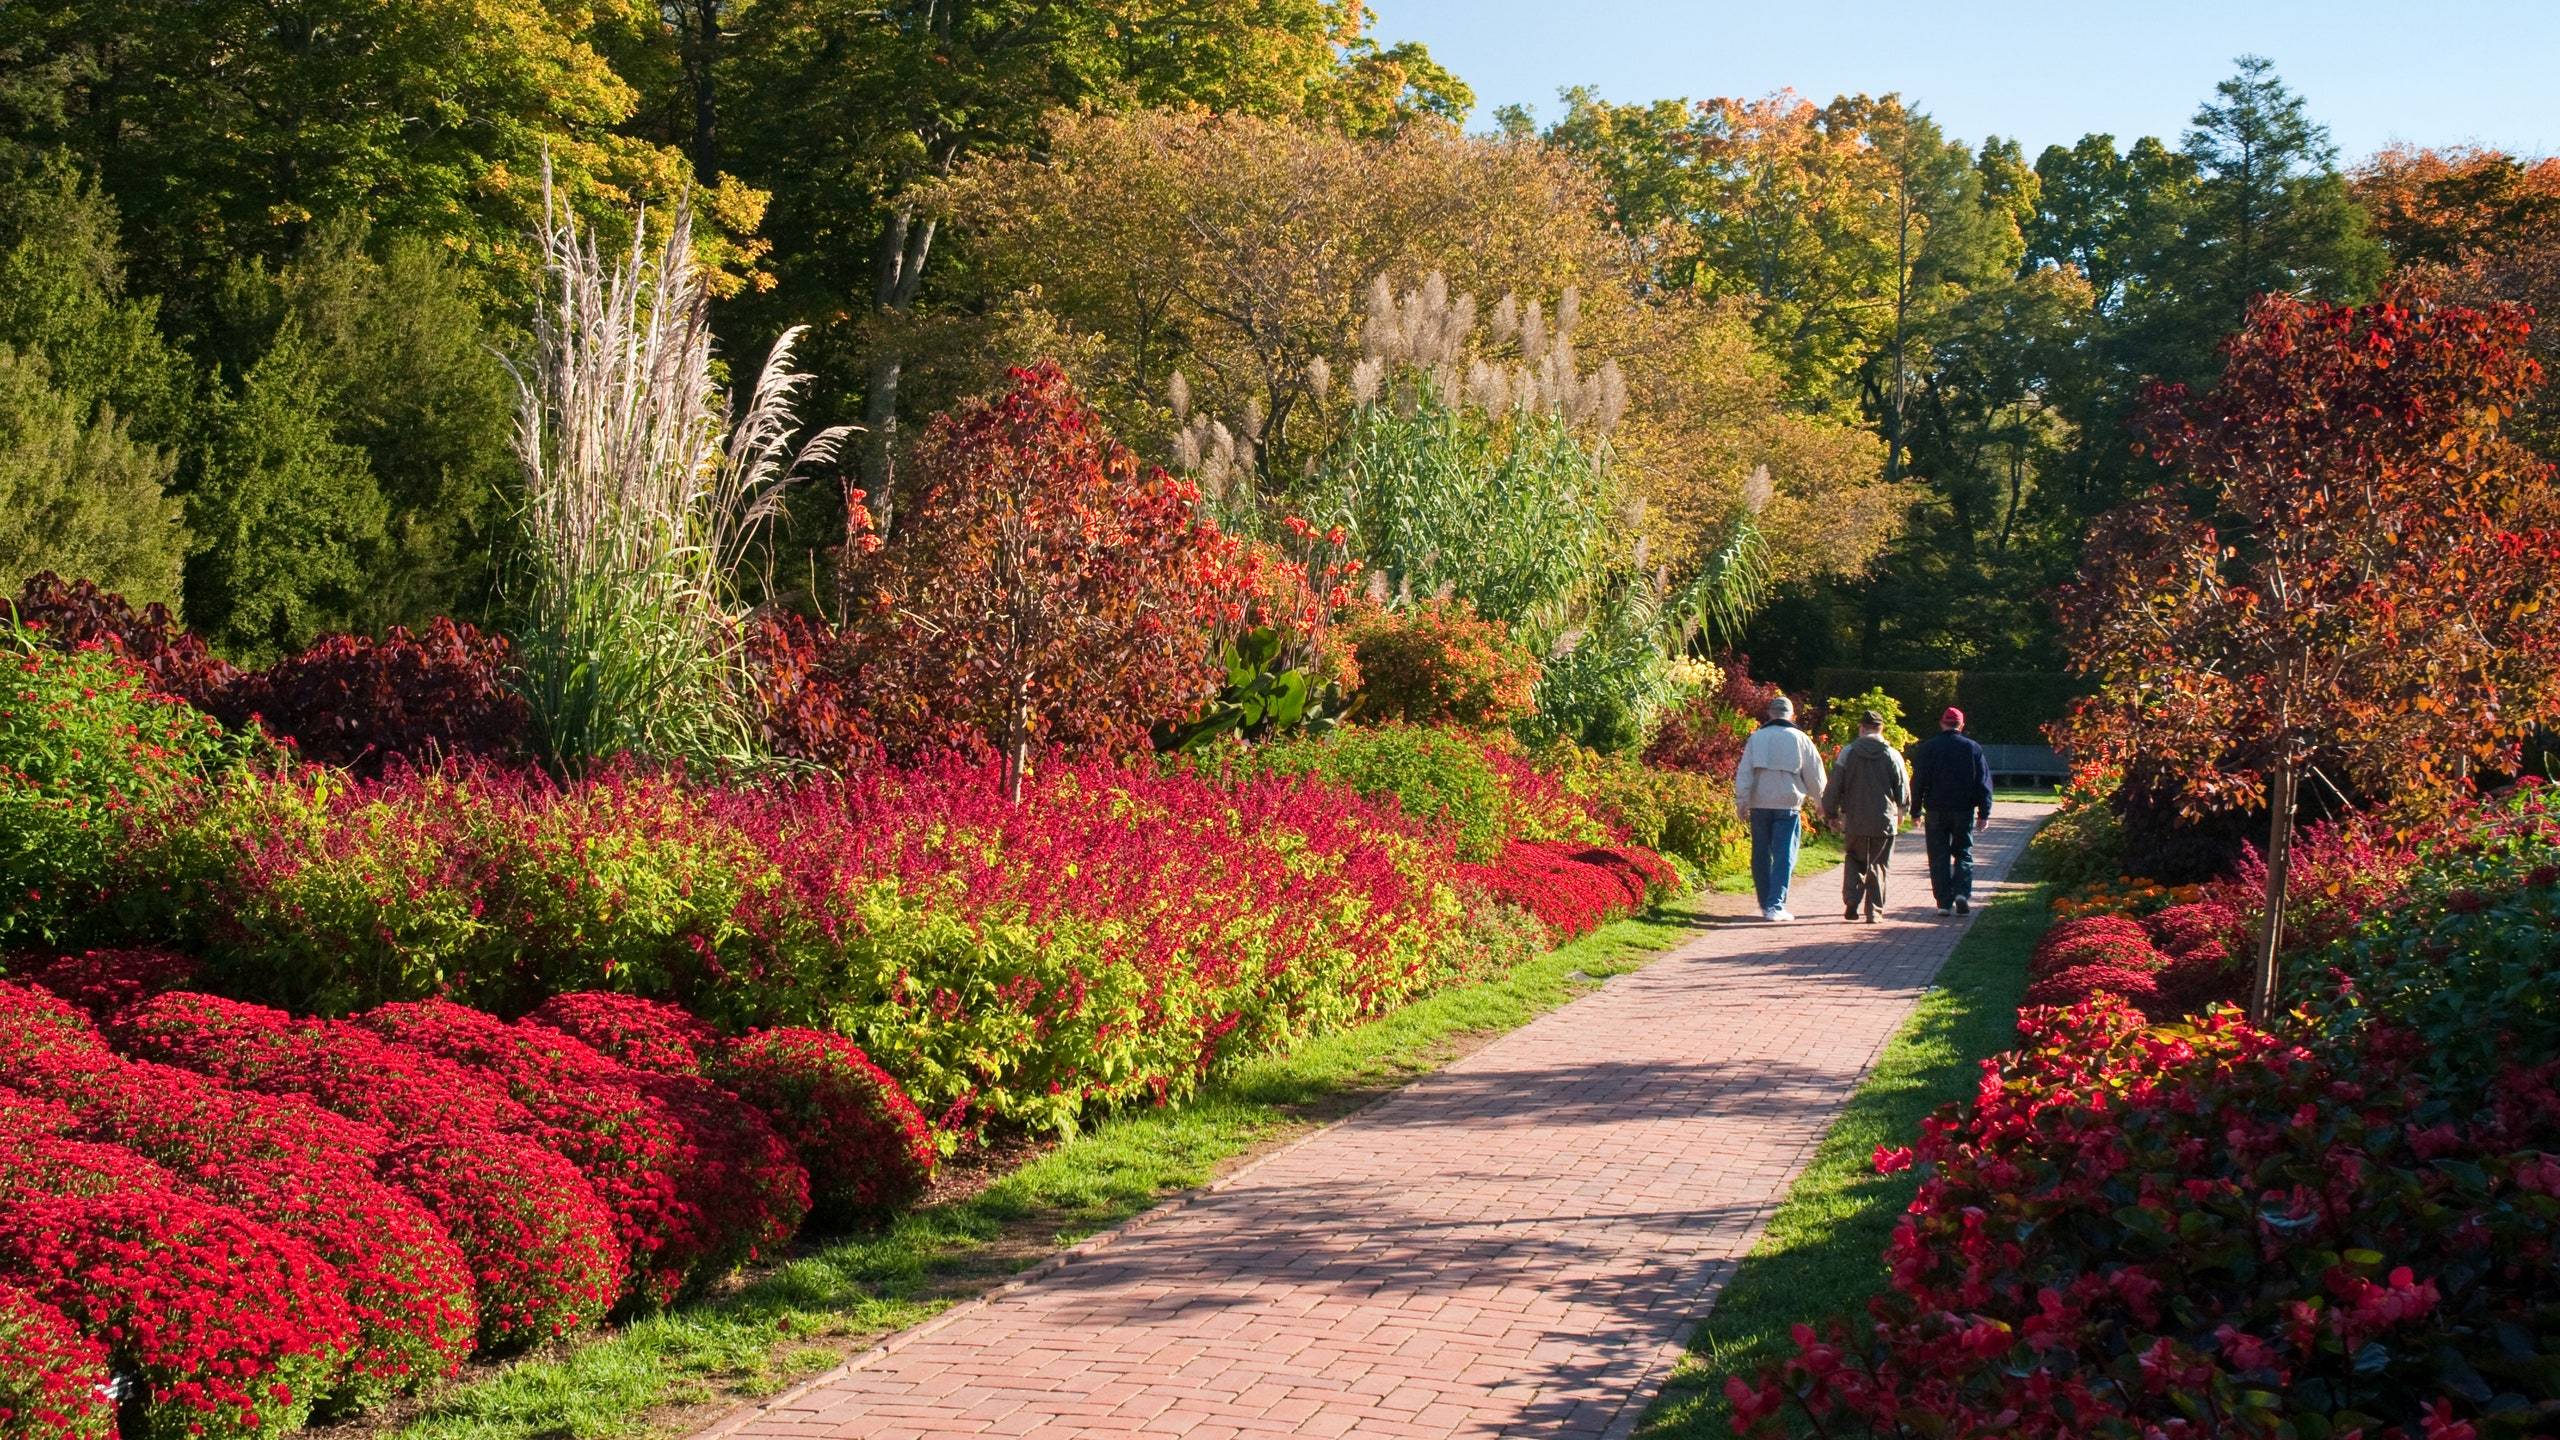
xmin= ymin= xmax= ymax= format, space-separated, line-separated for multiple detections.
xmin=0 ymin=1282 xmax=115 ymax=1440
xmin=715 ymin=1028 xmax=937 ymax=1222
xmin=0 ymin=1188 xmax=357 ymax=1440
xmin=26 ymin=946 xmax=201 ymax=1018
xmin=2021 ymin=959 xmax=2163 ymax=1016
xmin=0 ymin=982 xmax=108 ymax=1069
xmin=31 ymin=1055 xmax=387 ymax=1175
xmin=8 ymin=572 xmax=241 ymax=708
xmin=1336 ymin=597 xmax=1540 ymax=731
xmin=223 ymin=619 xmax=526 ymax=776
xmin=2144 ymin=900 xmax=2242 ymax=959
xmin=524 ymin=991 xmax=719 ymax=1076
xmin=1730 ymin=999 xmax=2560 ymax=1440
xmin=2026 ymin=913 xmax=2154 ymax=979
xmin=360 ymin=1000 xmax=805 ymax=1305
xmin=0 ymin=1130 xmax=178 ymax=1200
xmin=0 ymin=1082 xmax=75 ymax=1138
xmin=1456 ymin=839 xmax=1676 ymax=941
xmin=376 ymin=1127 xmax=626 ymax=1351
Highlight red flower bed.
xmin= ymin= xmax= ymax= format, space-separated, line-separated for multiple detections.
xmin=2026 ymin=913 xmax=2153 ymax=979
xmin=24 ymin=947 xmax=202 ymax=1018
xmin=0 ymin=1130 xmax=178 ymax=1201
xmin=360 ymin=1000 xmax=805 ymax=1305
xmin=1455 ymin=839 xmax=1676 ymax=941
xmin=524 ymin=992 xmax=719 ymax=1076
xmin=717 ymin=1028 xmax=938 ymax=1222
xmin=376 ymin=1127 xmax=626 ymax=1352
xmin=27 ymin=1054 xmax=387 ymax=1174
xmin=2022 ymin=959 xmax=2163 ymax=1016
xmin=0 ymin=1188 xmax=357 ymax=1440
xmin=1733 ymin=999 xmax=2560 ymax=1440
xmin=0 ymin=982 xmax=110 ymax=1069
xmin=0 ymin=1083 xmax=75 ymax=1139
xmin=0 ymin=1282 xmax=115 ymax=1440
xmin=2146 ymin=899 xmax=2242 ymax=959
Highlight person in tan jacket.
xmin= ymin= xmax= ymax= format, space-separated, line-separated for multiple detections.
xmin=1732 ymin=695 xmax=1826 ymax=922
xmin=1820 ymin=710 xmax=1910 ymax=923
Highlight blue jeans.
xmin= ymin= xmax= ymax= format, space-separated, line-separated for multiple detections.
xmin=1749 ymin=808 xmax=1802 ymax=913
xmin=1925 ymin=812 xmax=1978 ymax=907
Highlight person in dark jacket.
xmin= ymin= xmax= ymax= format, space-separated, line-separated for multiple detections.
xmin=1910 ymin=707 xmax=1994 ymax=916
xmin=1820 ymin=710 xmax=1909 ymax=923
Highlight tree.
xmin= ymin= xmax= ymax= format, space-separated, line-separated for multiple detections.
xmin=2054 ymin=290 xmax=2560 ymax=1019
xmin=0 ymin=347 xmax=185 ymax=606
xmin=2175 ymin=56 xmax=2385 ymax=341
xmin=2353 ymin=145 xmax=2560 ymax=270
xmin=840 ymin=362 xmax=1245 ymax=799
xmin=722 ymin=0 xmax=1468 ymax=512
xmin=181 ymin=321 xmax=388 ymax=663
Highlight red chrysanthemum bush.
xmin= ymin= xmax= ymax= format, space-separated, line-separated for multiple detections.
xmin=715 ymin=1028 xmax=938 ymax=1222
xmin=375 ymin=1127 xmax=626 ymax=1352
xmin=523 ymin=991 xmax=719 ymax=1076
xmin=0 ymin=1129 xmax=179 ymax=1201
xmin=2026 ymin=913 xmax=2154 ymax=979
xmin=0 ymin=981 xmax=111 ymax=1069
xmin=0 ymin=1082 xmax=76 ymax=1139
xmin=0 ymin=1282 xmax=115 ymax=1440
xmin=359 ymin=1000 xmax=805 ymax=1305
xmin=24 ymin=946 xmax=202 ymax=1018
xmin=2145 ymin=900 xmax=2242 ymax=959
xmin=1455 ymin=839 xmax=1677 ymax=942
xmin=1729 ymin=998 xmax=2560 ymax=1440
xmin=2021 ymin=959 xmax=2163 ymax=1016
xmin=0 ymin=1189 xmax=357 ymax=1440
xmin=218 ymin=619 xmax=526 ymax=776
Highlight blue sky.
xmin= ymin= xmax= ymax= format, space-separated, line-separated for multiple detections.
xmin=1371 ymin=1 xmax=2560 ymax=162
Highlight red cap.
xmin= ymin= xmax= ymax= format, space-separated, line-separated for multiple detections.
xmin=1941 ymin=707 xmax=1965 ymax=729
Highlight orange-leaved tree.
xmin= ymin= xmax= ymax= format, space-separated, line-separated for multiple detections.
xmin=2054 ymin=288 xmax=2560 ymax=1019
xmin=841 ymin=362 xmax=1253 ymax=799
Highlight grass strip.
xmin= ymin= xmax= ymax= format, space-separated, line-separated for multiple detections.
xmin=1635 ymin=847 xmax=2056 ymax=1439
xmin=383 ymin=880 xmax=1761 ymax=1440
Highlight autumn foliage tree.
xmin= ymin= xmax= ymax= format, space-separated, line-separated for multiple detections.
xmin=2055 ymin=289 xmax=2560 ymax=1018
xmin=840 ymin=362 xmax=1248 ymax=797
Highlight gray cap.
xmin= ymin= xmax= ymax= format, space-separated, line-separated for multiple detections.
xmin=1766 ymin=694 xmax=1794 ymax=720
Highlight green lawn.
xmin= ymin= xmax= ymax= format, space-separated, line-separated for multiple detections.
xmin=381 ymin=893 xmax=1733 ymax=1440
xmin=1635 ymin=847 xmax=2056 ymax=1439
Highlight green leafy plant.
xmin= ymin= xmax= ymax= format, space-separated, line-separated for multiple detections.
xmin=1157 ymin=626 xmax=1328 ymax=754
xmin=1818 ymin=686 xmax=1917 ymax=752
xmin=1246 ymin=724 xmax=1511 ymax=862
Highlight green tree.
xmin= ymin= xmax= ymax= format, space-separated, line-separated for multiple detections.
xmin=0 ymin=347 xmax=185 ymax=606
xmin=0 ymin=151 xmax=190 ymax=444
xmin=182 ymin=321 xmax=387 ymax=661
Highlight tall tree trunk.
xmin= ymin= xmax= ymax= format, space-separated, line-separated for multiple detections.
xmin=2247 ymin=754 xmax=2298 ymax=1023
xmin=685 ymin=0 xmax=720 ymax=179
xmin=861 ymin=203 xmax=937 ymax=525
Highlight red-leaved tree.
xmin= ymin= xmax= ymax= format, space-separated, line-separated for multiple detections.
xmin=841 ymin=362 xmax=1250 ymax=797
xmin=2055 ymin=288 xmax=2560 ymax=1019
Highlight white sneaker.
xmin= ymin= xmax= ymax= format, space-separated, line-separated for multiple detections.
xmin=1770 ymin=907 xmax=1794 ymax=923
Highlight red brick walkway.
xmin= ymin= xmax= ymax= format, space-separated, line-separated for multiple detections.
xmin=703 ymin=808 xmax=2049 ymax=1440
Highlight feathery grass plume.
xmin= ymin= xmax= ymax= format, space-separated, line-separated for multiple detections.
xmin=1166 ymin=370 xmax=1191 ymax=423
xmin=1305 ymin=356 xmax=1333 ymax=403
xmin=507 ymin=159 xmax=851 ymax=773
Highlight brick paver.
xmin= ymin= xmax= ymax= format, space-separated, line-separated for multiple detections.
xmin=704 ymin=807 xmax=2051 ymax=1440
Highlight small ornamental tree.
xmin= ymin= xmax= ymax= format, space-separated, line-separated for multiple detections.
xmin=2055 ymin=289 xmax=2560 ymax=1018
xmin=842 ymin=362 xmax=1248 ymax=798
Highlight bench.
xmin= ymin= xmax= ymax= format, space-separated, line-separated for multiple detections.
xmin=1979 ymin=743 xmax=2068 ymax=790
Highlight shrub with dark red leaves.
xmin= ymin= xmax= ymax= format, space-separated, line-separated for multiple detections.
xmin=0 ymin=1282 xmax=115 ymax=1440
xmin=224 ymin=619 xmax=527 ymax=776
xmin=1455 ymin=839 xmax=1676 ymax=941
xmin=2154 ymin=948 xmax=2244 ymax=1016
xmin=715 ymin=1028 xmax=938 ymax=1222
xmin=2026 ymin=913 xmax=2154 ymax=979
xmin=26 ymin=947 xmax=202 ymax=1018
xmin=0 ymin=982 xmax=110 ymax=1069
xmin=524 ymin=991 xmax=719 ymax=1076
xmin=0 ymin=1188 xmax=357 ymax=1440
xmin=361 ymin=1000 xmax=806 ymax=1305
xmin=1643 ymin=659 xmax=1788 ymax=777
xmin=743 ymin=608 xmax=884 ymax=776
xmin=376 ymin=1127 xmax=626 ymax=1352
xmin=8 ymin=572 xmax=241 ymax=709
xmin=1730 ymin=999 xmax=2560 ymax=1440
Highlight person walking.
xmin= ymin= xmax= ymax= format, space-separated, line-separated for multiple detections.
xmin=1819 ymin=710 xmax=1909 ymax=923
xmin=1733 ymin=694 xmax=1825 ymax=922
xmin=1911 ymin=707 xmax=1994 ymax=916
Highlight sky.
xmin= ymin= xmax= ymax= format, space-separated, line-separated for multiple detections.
xmin=1370 ymin=1 xmax=2560 ymax=163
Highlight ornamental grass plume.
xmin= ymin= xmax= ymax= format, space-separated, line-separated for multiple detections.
xmin=505 ymin=159 xmax=849 ymax=774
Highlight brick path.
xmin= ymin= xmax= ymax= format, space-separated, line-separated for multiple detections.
xmin=704 ymin=807 xmax=2050 ymax=1440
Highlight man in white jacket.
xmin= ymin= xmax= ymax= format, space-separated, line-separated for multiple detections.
xmin=1732 ymin=694 xmax=1826 ymax=922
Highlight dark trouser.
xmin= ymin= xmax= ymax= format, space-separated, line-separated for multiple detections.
xmin=1841 ymin=834 xmax=1893 ymax=918
xmin=1924 ymin=812 xmax=1977 ymax=907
